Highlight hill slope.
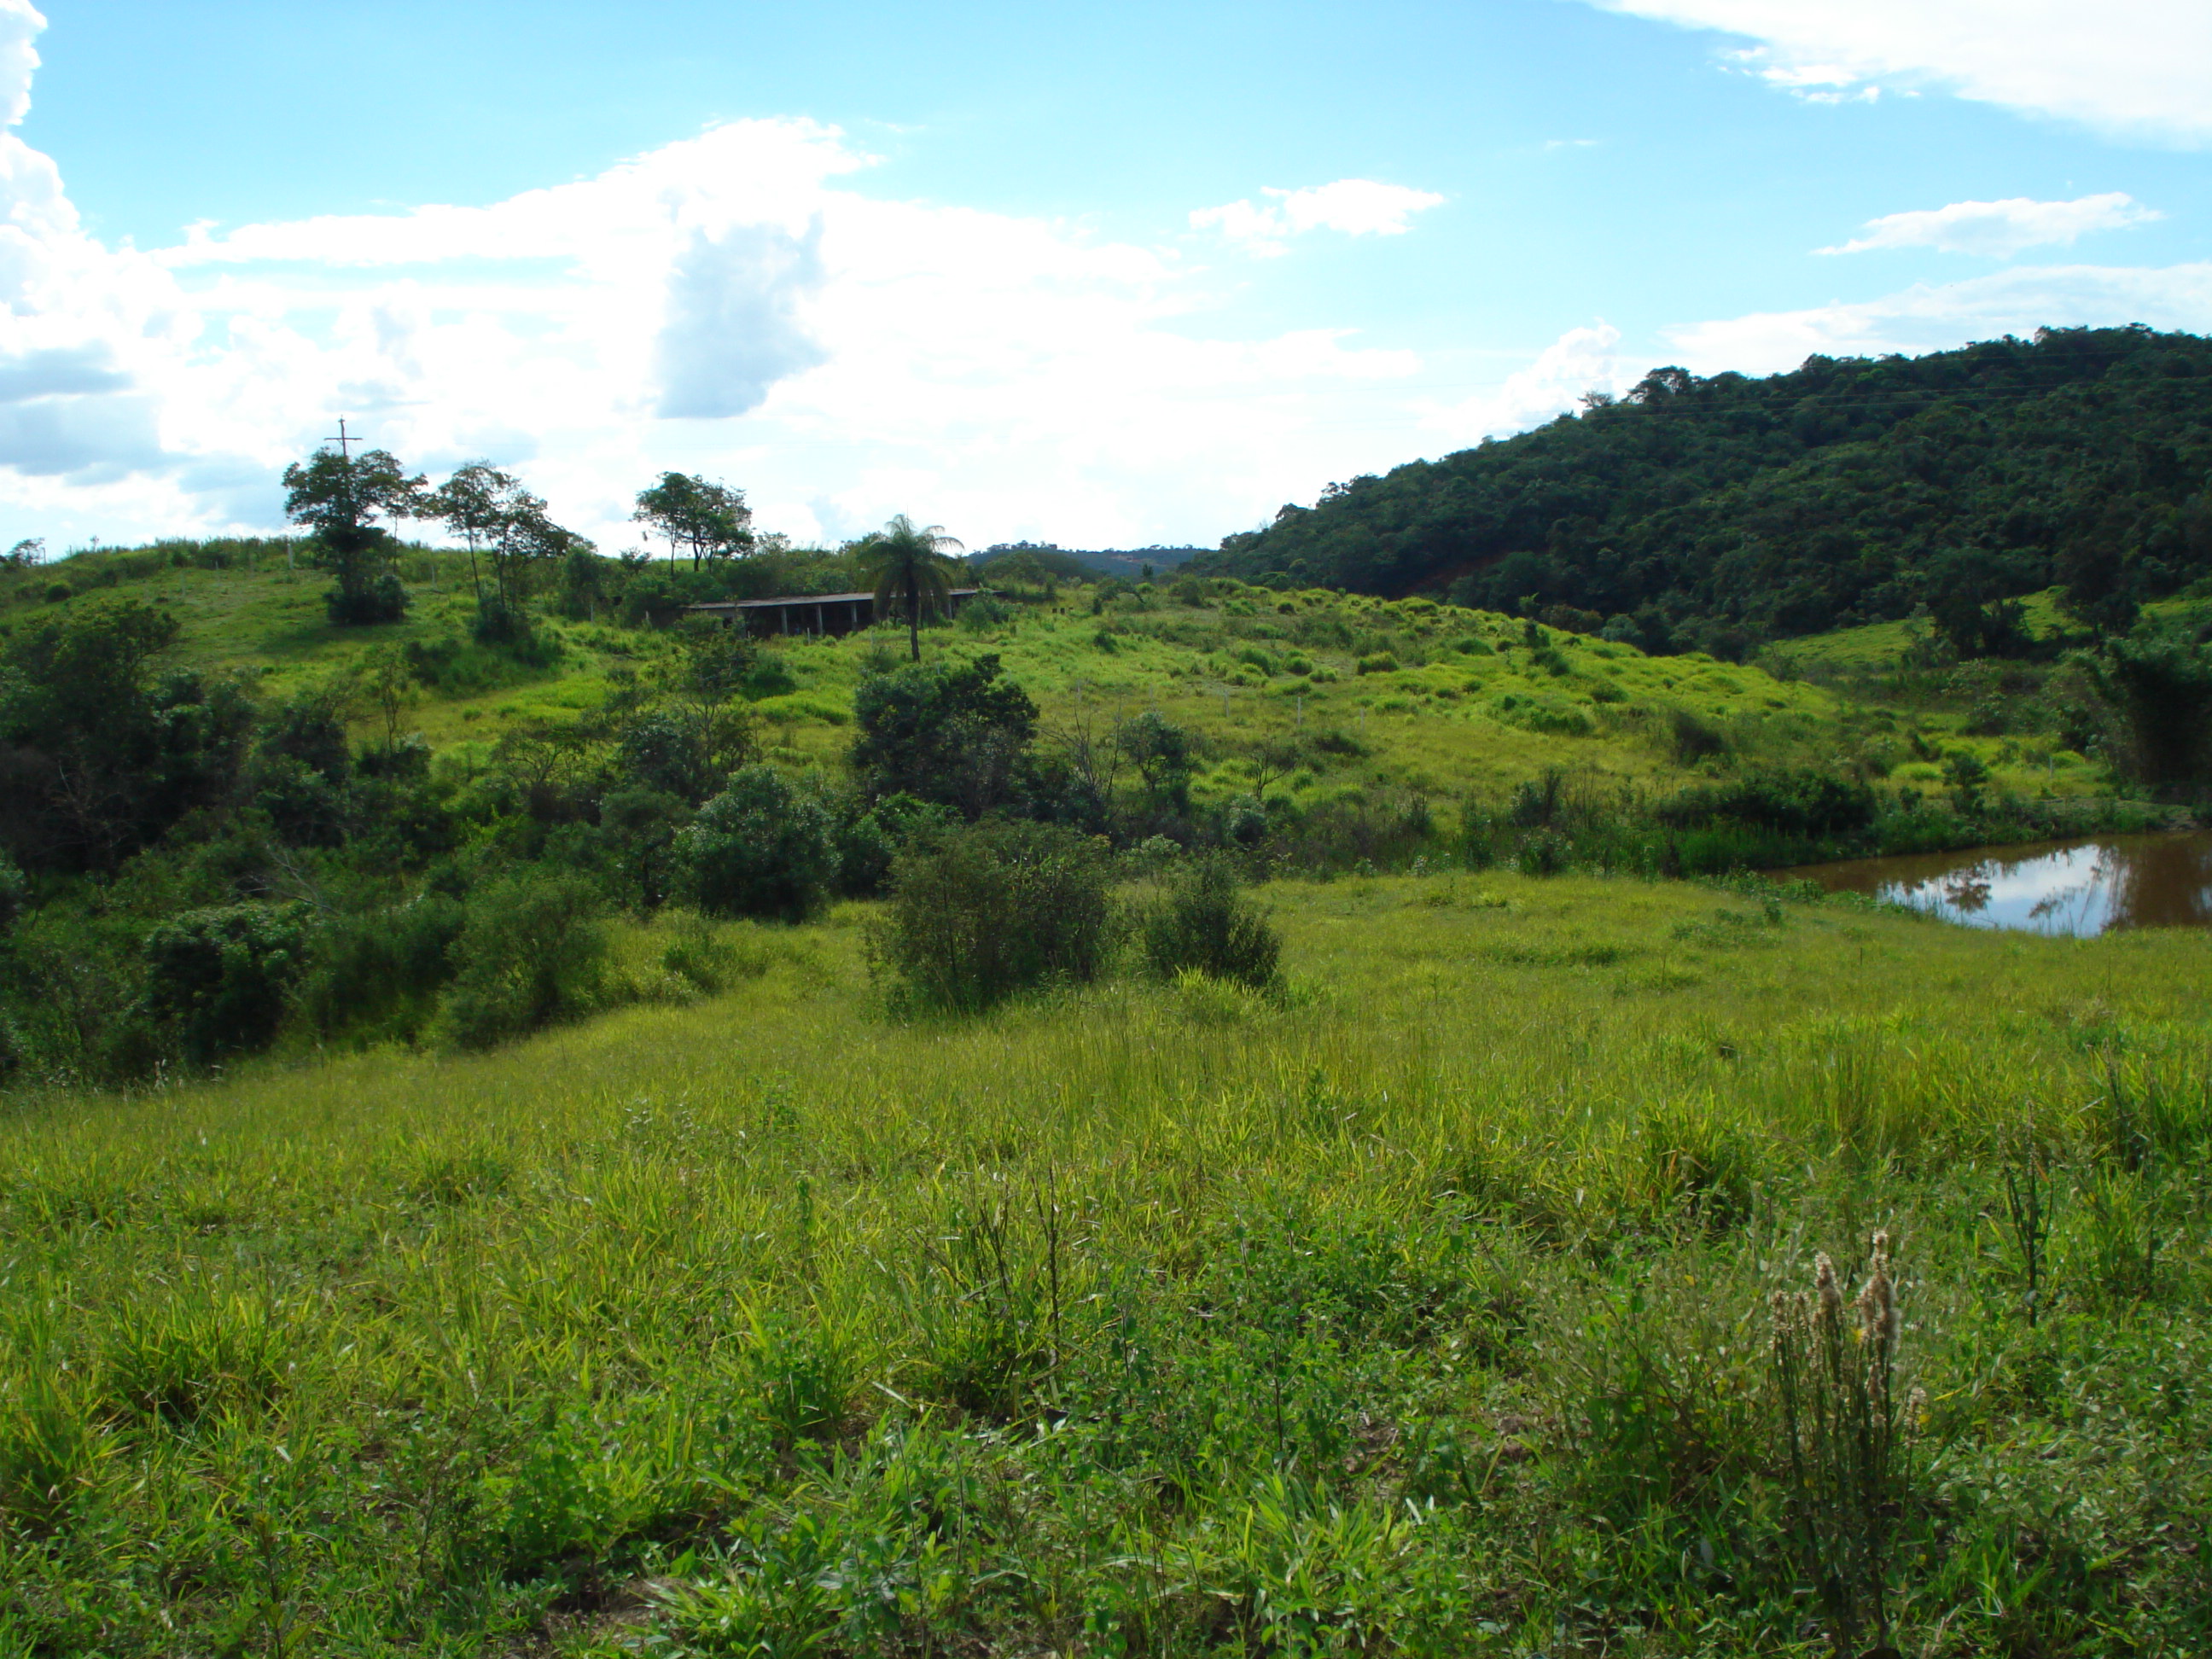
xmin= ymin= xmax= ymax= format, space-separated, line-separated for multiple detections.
xmin=1202 ymin=325 xmax=2212 ymax=656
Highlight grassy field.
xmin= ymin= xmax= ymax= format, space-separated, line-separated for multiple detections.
xmin=3 ymin=871 xmax=2208 ymax=1655
xmin=0 ymin=549 xmax=2113 ymax=814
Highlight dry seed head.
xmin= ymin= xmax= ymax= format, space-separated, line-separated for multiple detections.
xmin=1813 ymin=1253 xmax=1842 ymax=1324
xmin=1855 ymin=1263 xmax=1899 ymax=1353
xmin=1906 ymin=1384 xmax=1929 ymax=1432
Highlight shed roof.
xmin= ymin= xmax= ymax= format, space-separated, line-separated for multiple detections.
xmin=687 ymin=588 xmax=979 ymax=613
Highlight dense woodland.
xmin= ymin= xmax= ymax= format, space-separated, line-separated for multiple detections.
xmin=1206 ymin=326 xmax=2212 ymax=659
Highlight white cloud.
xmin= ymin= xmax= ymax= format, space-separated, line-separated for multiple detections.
xmin=0 ymin=14 xmax=1446 ymax=551
xmin=1190 ymin=179 xmax=1446 ymax=257
xmin=1818 ymin=193 xmax=2162 ymax=258
xmin=1667 ymin=262 xmax=2212 ymax=375
xmin=1426 ymin=322 xmax=1623 ymax=445
xmin=1589 ymin=0 xmax=2212 ymax=145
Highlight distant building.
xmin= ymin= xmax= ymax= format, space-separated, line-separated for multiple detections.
xmin=686 ymin=588 xmax=981 ymax=637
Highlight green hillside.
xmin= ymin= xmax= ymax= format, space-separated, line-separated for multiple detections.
xmin=1202 ymin=325 xmax=2212 ymax=658
xmin=0 ymin=545 xmax=2120 ymax=814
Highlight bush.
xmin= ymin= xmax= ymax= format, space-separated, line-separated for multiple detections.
xmin=1142 ymin=854 xmax=1281 ymax=989
xmin=958 ymin=595 xmax=1013 ymax=632
xmin=324 ymin=571 xmax=409 ymax=626
xmin=679 ymin=765 xmax=837 ymax=923
xmin=1668 ymin=706 xmax=1730 ymax=763
xmin=297 ymin=894 xmax=467 ymax=1045
xmin=139 ymin=901 xmax=313 ymax=1066
xmin=1657 ymin=767 xmax=1878 ymax=840
xmin=873 ymin=819 xmax=1112 ymax=1012
xmin=436 ymin=872 xmax=609 ymax=1050
xmin=1356 ymin=652 xmax=1400 ymax=675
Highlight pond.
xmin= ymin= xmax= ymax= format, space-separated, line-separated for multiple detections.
xmin=1781 ymin=831 xmax=2212 ymax=936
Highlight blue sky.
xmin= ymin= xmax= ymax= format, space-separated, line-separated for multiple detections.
xmin=2 ymin=0 xmax=2208 ymax=552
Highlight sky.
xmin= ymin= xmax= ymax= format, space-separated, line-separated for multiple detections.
xmin=2 ymin=0 xmax=2209 ymax=556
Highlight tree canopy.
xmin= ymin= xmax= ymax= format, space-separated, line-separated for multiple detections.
xmin=282 ymin=444 xmax=427 ymax=625
xmin=632 ymin=473 xmax=754 ymax=570
xmin=1201 ymin=326 xmax=2212 ymax=658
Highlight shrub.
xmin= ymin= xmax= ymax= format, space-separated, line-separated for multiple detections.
xmin=873 ymin=819 xmax=1112 ymax=1012
xmin=1657 ymin=767 xmax=1878 ymax=840
xmin=1355 ymin=652 xmax=1400 ymax=675
xmin=680 ymin=765 xmax=838 ymax=923
xmin=297 ymin=894 xmax=467 ymax=1045
xmin=1142 ymin=854 xmax=1281 ymax=990
xmin=139 ymin=901 xmax=313 ymax=1066
xmin=957 ymin=594 xmax=1013 ymax=632
xmin=1668 ymin=705 xmax=1730 ymax=763
xmin=323 ymin=570 xmax=409 ymax=626
xmin=436 ymin=871 xmax=610 ymax=1050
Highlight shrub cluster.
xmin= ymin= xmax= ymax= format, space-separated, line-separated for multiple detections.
xmin=871 ymin=820 xmax=1115 ymax=1013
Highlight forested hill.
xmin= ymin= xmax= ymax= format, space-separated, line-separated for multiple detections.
xmin=1201 ymin=326 xmax=2212 ymax=657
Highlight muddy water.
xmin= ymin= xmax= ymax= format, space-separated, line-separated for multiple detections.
xmin=1780 ymin=831 xmax=2212 ymax=936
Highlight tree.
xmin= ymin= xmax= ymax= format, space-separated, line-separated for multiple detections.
xmin=0 ymin=599 xmax=253 ymax=868
xmin=850 ymin=654 xmax=1037 ymax=818
xmin=423 ymin=461 xmax=508 ymax=606
xmin=855 ymin=515 xmax=964 ymax=661
xmin=427 ymin=463 xmax=589 ymax=640
xmin=282 ymin=443 xmax=427 ymax=624
xmin=4 ymin=538 xmax=44 ymax=569
xmin=678 ymin=765 xmax=838 ymax=923
xmin=2091 ymin=621 xmax=2212 ymax=793
xmin=632 ymin=473 xmax=754 ymax=571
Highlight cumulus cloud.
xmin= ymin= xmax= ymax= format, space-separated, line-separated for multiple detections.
xmin=1190 ymin=180 xmax=1446 ymax=257
xmin=1427 ymin=322 xmax=1623 ymax=445
xmin=655 ymin=221 xmax=829 ymax=419
xmin=1587 ymin=0 xmax=2212 ymax=144
xmin=0 ymin=9 xmax=1447 ymax=550
xmin=1667 ymin=262 xmax=2212 ymax=375
xmin=1817 ymin=193 xmax=2162 ymax=258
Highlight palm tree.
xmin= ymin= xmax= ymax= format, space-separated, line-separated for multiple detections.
xmin=856 ymin=515 xmax=965 ymax=661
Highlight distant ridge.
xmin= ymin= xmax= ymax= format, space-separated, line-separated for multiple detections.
xmin=976 ymin=542 xmax=1204 ymax=581
xmin=1197 ymin=325 xmax=2212 ymax=658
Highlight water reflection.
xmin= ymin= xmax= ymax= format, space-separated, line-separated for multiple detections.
xmin=1782 ymin=832 xmax=2212 ymax=936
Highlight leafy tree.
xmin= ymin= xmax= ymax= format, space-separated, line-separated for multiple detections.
xmin=679 ymin=765 xmax=837 ymax=922
xmin=139 ymin=902 xmax=313 ymax=1066
xmin=4 ymin=538 xmax=44 ymax=568
xmin=854 ymin=515 xmax=965 ymax=661
xmin=423 ymin=460 xmax=509 ymax=607
xmin=0 ymin=599 xmax=252 ymax=869
xmin=282 ymin=443 xmax=426 ymax=624
xmin=2091 ymin=620 xmax=2212 ymax=793
xmin=1117 ymin=711 xmax=1194 ymax=813
xmin=633 ymin=473 xmax=754 ymax=571
xmin=1925 ymin=551 xmax=2036 ymax=660
xmin=428 ymin=463 xmax=588 ymax=640
xmin=850 ymin=654 xmax=1038 ymax=817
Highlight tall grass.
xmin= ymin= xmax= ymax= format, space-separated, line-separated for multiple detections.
xmin=1 ymin=872 xmax=2207 ymax=1653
